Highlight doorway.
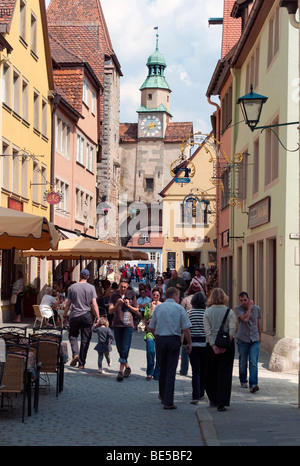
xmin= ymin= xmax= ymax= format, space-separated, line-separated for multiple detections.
xmin=183 ymin=251 xmax=201 ymax=277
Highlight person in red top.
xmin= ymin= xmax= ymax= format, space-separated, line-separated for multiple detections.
xmin=135 ymin=266 xmax=142 ymax=282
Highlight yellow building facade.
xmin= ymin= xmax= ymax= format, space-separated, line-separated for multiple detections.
xmin=160 ymin=135 xmax=217 ymax=280
xmin=1 ymin=0 xmax=54 ymax=214
xmin=0 ymin=0 xmax=54 ymax=321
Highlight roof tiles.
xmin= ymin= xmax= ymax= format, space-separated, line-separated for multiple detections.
xmin=119 ymin=122 xmax=193 ymax=143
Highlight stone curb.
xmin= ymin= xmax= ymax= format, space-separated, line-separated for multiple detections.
xmin=195 ymin=406 xmax=220 ymax=446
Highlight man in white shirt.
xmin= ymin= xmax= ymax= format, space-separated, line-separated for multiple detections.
xmin=149 ymin=287 xmax=192 ymax=410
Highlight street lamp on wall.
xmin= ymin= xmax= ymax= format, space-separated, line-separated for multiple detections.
xmin=237 ymin=85 xmax=299 ymax=151
xmin=237 ymin=85 xmax=268 ymax=131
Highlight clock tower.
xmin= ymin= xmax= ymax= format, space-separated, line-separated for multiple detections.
xmin=137 ymin=31 xmax=172 ymax=139
xmin=119 ymin=30 xmax=193 ymax=210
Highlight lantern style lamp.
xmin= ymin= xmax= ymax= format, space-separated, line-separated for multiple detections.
xmin=237 ymin=85 xmax=268 ymax=131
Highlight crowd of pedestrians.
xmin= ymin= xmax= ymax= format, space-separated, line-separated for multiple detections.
xmin=60 ymin=262 xmax=261 ymax=413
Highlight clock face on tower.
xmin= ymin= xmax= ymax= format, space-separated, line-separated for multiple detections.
xmin=140 ymin=115 xmax=162 ymax=137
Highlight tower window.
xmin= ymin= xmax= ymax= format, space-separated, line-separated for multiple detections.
xmin=145 ymin=178 xmax=154 ymax=191
xmin=148 ymin=93 xmax=152 ymax=100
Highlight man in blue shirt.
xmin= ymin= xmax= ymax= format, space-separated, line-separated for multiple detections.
xmin=235 ymin=291 xmax=261 ymax=393
xmin=149 ymin=287 xmax=192 ymax=410
xmin=137 ymin=288 xmax=151 ymax=317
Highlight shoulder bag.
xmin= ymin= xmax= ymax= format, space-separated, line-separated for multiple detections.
xmin=214 ymin=308 xmax=231 ymax=349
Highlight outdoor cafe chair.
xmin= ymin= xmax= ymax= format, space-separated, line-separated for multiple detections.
xmin=30 ymin=332 xmax=64 ymax=397
xmin=0 ymin=326 xmax=27 ymax=344
xmin=1 ymin=338 xmax=41 ymax=415
xmin=0 ymin=343 xmax=30 ymax=423
xmin=33 ymin=305 xmax=56 ymax=329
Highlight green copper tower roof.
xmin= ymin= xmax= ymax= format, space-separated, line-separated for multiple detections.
xmin=140 ymin=29 xmax=171 ymax=91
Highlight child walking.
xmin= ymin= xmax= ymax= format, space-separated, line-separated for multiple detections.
xmin=93 ymin=317 xmax=113 ymax=373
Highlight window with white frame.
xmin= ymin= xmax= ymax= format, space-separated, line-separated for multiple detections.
xmin=21 ymin=155 xmax=28 ymax=199
xmin=12 ymin=148 xmax=20 ymax=195
xmin=1 ymin=140 xmax=10 ymax=191
xmin=91 ymin=90 xmax=96 ymax=115
xmin=245 ymin=44 xmax=260 ymax=92
xmin=41 ymin=98 xmax=48 ymax=138
xmin=268 ymin=7 xmax=280 ymax=67
xmin=19 ymin=0 xmax=27 ymax=44
xmin=55 ymin=178 xmax=70 ymax=216
xmin=30 ymin=12 xmax=37 ymax=57
xmin=150 ymin=252 xmax=156 ymax=261
xmin=32 ymin=159 xmax=39 ymax=203
xmin=2 ymin=62 xmax=11 ymax=107
xmin=56 ymin=116 xmax=71 ymax=158
xmin=13 ymin=68 xmax=21 ymax=115
xmin=22 ymin=78 xmax=29 ymax=122
xmin=86 ymin=142 xmax=95 ymax=173
xmin=33 ymin=89 xmax=40 ymax=132
xmin=265 ymin=117 xmax=279 ymax=185
xmin=40 ymin=165 xmax=47 ymax=205
xmin=180 ymin=198 xmax=204 ymax=226
xmin=237 ymin=153 xmax=248 ymax=202
xmin=76 ymin=132 xmax=85 ymax=165
xmin=221 ymin=85 xmax=232 ymax=132
xmin=252 ymin=138 xmax=259 ymax=195
xmin=83 ymin=79 xmax=89 ymax=107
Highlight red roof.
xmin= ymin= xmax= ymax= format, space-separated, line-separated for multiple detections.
xmin=119 ymin=123 xmax=138 ymax=142
xmin=47 ymin=0 xmax=114 ymax=56
xmin=47 ymin=0 xmax=121 ymax=83
xmin=222 ymin=0 xmax=241 ymax=58
xmin=164 ymin=122 xmax=193 ymax=142
xmin=53 ymin=68 xmax=84 ymax=115
xmin=0 ymin=0 xmax=15 ymax=30
xmin=119 ymin=122 xmax=193 ymax=143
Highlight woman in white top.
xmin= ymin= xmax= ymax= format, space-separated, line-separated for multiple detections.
xmin=40 ymin=287 xmax=59 ymax=321
xmin=106 ymin=266 xmax=117 ymax=284
xmin=203 ymin=288 xmax=235 ymax=411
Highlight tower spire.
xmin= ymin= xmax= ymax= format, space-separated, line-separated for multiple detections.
xmin=154 ymin=26 xmax=159 ymax=50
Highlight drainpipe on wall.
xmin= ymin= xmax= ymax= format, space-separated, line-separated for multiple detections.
xmin=207 ymin=96 xmax=221 ymax=274
xmin=49 ymin=92 xmax=61 ymax=223
xmin=230 ymin=67 xmax=239 ymax=258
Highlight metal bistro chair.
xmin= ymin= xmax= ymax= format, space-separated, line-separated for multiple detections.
xmin=33 ymin=305 xmax=56 ymax=329
xmin=0 ymin=343 xmax=30 ymax=423
xmin=17 ymin=336 xmax=41 ymax=414
xmin=30 ymin=331 xmax=64 ymax=397
xmin=0 ymin=326 xmax=27 ymax=343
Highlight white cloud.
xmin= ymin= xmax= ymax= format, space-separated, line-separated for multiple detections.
xmin=46 ymin=0 xmax=224 ymax=131
xmin=101 ymin=0 xmax=224 ymax=127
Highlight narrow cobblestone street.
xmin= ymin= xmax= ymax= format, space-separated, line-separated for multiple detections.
xmin=0 ymin=329 xmax=204 ymax=448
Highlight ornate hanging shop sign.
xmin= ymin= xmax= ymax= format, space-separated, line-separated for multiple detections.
xmin=43 ymin=189 xmax=63 ymax=205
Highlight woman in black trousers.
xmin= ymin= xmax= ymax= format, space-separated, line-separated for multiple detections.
xmin=203 ymin=288 xmax=236 ymax=411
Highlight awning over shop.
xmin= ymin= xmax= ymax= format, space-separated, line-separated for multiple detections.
xmin=0 ymin=207 xmax=59 ymax=250
xmin=20 ymin=236 xmax=146 ymax=260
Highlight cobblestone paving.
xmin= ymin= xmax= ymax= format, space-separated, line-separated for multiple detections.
xmin=0 ymin=330 xmax=204 ymax=447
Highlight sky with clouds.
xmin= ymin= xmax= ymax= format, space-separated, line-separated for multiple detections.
xmin=46 ymin=0 xmax=224 ymax=134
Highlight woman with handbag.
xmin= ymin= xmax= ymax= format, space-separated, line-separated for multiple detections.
xmin=143 ymin=287 xmax=162 ymax=380
xmin=203 ymin=288 xmax=236 ymax=411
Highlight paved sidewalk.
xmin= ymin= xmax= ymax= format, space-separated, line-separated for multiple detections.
xmin=1 ymin=323 xmax=300 ymax=447
xmin=196 ymin=346 xmax=300 ymax=446
xmin=0 ymin=327 xmax=204 ymax=447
